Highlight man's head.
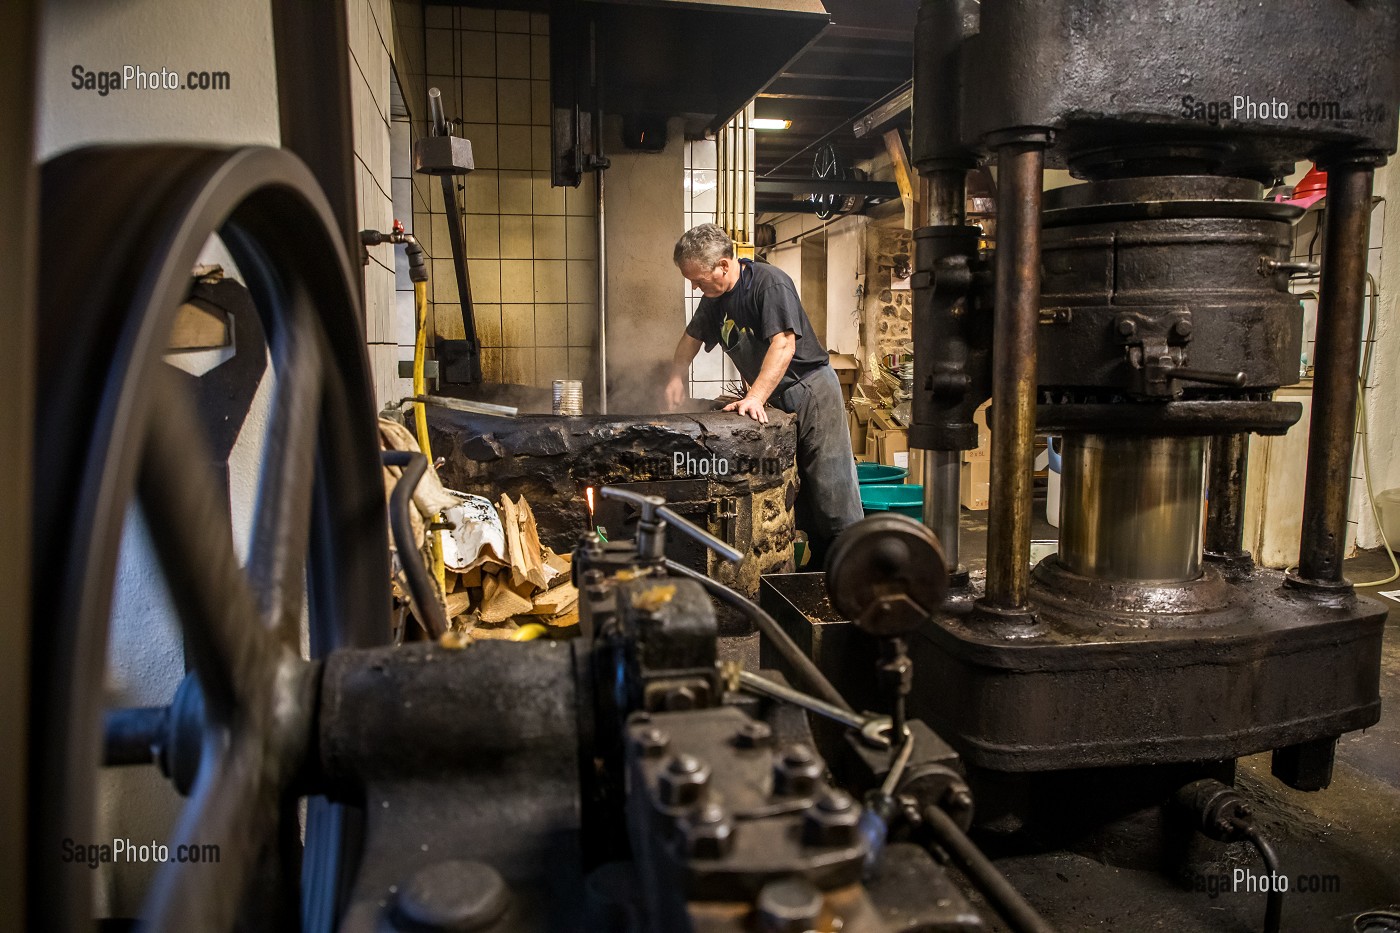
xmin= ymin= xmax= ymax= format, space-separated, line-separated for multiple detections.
xmin=674 ymin=223 xmax=741 ymax=298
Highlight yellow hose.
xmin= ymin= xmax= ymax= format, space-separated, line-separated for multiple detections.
xmin=411 ymin=278 xmax=447 ymax=595
xmin=412 ymin=278 xmax=432 ymax=459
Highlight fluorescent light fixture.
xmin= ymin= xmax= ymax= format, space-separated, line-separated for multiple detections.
xmin=751 ymin=118 xmax=792 ymax=130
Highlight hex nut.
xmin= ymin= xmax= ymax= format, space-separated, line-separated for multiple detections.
xmin=680 ymin=802 xmax=735 ymax=859
xmin=802 ymin=790 xmax=861 ymax=847
xmin=1172 ymin=319 xmax=1194 ymax=338
xmin=633 ymin=726 xmax=670 ymax=758
xmin=658 ymin=753 xmax=711 ymax=807
xmin=775 ymin=744 xmax=824 ymax=796
xmin=735 ymin=719 xmax=773 ymax=749
xmin=756 ymin=876 xmax=824 ymax=933
xmin=1115 ymin=318 xmax=1137 ymax=337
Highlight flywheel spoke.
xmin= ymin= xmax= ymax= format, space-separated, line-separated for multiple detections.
xmin=246 ymin=320 xmax=325 ymax=646
xmin=137 ymin=369 xmax=276 ymax=724
xmin=141 ymin=731 xmax=282 ymax=932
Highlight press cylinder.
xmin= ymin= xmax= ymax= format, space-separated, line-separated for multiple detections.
xmin=1058 ymin=434 xmax=1207 ymax=583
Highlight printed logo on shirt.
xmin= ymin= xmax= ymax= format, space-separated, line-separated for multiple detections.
xmin=719 ymin=315 xmax=751 ymax=350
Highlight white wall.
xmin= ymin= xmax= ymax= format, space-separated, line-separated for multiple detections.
xmin=761 ymin=211 xmax=865 ymax=356
xmin=36 ymin=0 xmax=404 ymax=914
xmin=37 ymin=0 xmax=284 ymax=914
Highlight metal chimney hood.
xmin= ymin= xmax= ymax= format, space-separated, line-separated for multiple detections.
xmin=547 ymin=0 xmax=829 ymax=183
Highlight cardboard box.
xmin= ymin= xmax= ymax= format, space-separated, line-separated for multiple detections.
xmin=848 ymin=410 xmax=863 ymax=450
xmin=830 ymin=352 xmax=860 ymax=385
xmin=878 ymin=427 xmax=908 ymax=468
xmin=961 ymin=459 xmax=990 ymax=510
xmin=907 ymin=448 xmax=923 ymax=484
xmin=963 ymin=401 xmax=991 ymax=462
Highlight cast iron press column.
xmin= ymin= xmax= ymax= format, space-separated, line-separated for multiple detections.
xmin=1205 ymin=433 xmax=1251 ymax=564
xmin=982 ymin=138 xmax=1047 ymax=613
xmin=922 ymin=168 xmax=968 ymax=576
xmin=1292 ymin=160 xmax=1376 ymax=589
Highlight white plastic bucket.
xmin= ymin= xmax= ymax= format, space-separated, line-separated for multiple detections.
xmin=1377 ymin=487 xmax=1400 ymax=550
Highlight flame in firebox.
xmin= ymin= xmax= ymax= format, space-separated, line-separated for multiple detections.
xmin=586 ymin=486 xmax=595 ymax=517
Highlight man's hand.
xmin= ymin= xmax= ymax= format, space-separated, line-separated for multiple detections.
xmin=724 ymin=395 xmax=769 ymax=424
xmin=664 ymin=374 xmax=687 ymax=411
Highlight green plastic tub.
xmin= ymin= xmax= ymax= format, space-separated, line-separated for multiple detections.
xmin=859 ymin=483 xmax=924 ymax=520
xmin=856 ymin=462 xmax=909 ymax=485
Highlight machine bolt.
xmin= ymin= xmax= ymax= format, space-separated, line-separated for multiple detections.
xmin=803 ymin=790 xmax=861 ymax=847
xmin=1172 ymin=319 xmax=1193 ymax=338
xmin=659 ymin=753 xmax=711 ymax=806
xmin=1115 ymin=318 xmax=1137 ymax=337
xmin=391 ymin=859 xmax=509 ymax=932
xmin=634 ymin=726 xmax=670 ymax=757
xmin=775 ymin=744 xmax=824 ymax=796
xmin=735 ymin=719 xmax=773 ymax=748
xmin=680 ymin=801 xmax=735 ymax=859
xmin=756 ymin=876 xmax=825 ymax=933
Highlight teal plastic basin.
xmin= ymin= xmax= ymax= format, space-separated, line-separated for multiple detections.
xmin=856 ymin=462 xmax=908 ymax=485
xmin=859 ymin=483 xmax=923 ymax=520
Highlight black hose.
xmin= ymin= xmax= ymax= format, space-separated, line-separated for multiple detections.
xmin=381 ymin=451 xmax=449 ymax=638
xmin=663 ymin=558 xmax=853 ymax=713
xmin=923 ymin=805 xmax=1057 ymax=933
xmin=1242 ymin=824 xmax=1284 ymax=933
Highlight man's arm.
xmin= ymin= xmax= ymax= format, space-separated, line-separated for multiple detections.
xmin=664 ymin=333 xmax=703 ymax=410
xmin=724 ymin=330 xmax=795 ymax=424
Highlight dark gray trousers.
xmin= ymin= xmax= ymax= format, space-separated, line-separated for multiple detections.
xmin=776 ymin=365 xmax=864 ymax=568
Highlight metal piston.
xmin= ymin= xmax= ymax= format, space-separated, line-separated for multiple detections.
xmin=1058 ymin=434 xmax=1207 ymax=584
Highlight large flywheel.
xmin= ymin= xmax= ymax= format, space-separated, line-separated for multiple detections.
xmin=30 ymin=145 xmax=393 ymax=932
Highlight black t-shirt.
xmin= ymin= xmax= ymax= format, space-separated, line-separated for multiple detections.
xmin=685 ymin=259 xmax=829 ymax=397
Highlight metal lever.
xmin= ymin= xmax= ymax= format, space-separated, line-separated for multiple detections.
xmin=1171 ymin=368 xmax=1247 ymax=387
xmin=599 ymin=486 xmax=744 ymax=563
xmin=1259 ymin=257 xmax=1320 ymax=278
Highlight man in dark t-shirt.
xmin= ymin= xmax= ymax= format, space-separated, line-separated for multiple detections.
xmin=666 ymin=223 xmax=863 ymax=568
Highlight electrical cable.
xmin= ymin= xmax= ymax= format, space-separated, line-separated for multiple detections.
xmin=1239 ymin=823 xmax=1285 ymax=933
xmin=1353 ymin=272 xmax=1398 ymax=587
xmin=663 ymin=558 xmax=853 ymax=713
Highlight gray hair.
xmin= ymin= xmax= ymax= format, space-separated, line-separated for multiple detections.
xmin=673 ymin=223 xmax=734 ymax=268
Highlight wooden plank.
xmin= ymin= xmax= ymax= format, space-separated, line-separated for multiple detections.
xmin=883 ymin=128 xmax=915 ymax=229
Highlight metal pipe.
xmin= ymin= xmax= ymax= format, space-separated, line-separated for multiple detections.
xmin=1059 ymin=434 xmax=1207 ymax=583
xmin=381 ymin=451 xmax=449 ymax=638
xmin=663 ymin=559 xmax=854 ymax=714
xmin=983 ymin=141 xmax=1046 ymax=611
xmin=922 ymin=805 xmax=1057 ymax=933
xmin=1297 ymin=161 xmax=1374 ymax=585
xmin=924 ymin=451 xmax=962 ymax=570
xmin=926 ymin=168 xmax=966 ymax=226
xmin=597 ymin=168 xmax=607 ymax=414
xmin=1205 ymin=433 xmax=1250 ymax=557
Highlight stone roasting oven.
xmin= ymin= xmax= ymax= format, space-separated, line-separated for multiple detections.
xmin=428 ymin=409 xmax=800 ymax=634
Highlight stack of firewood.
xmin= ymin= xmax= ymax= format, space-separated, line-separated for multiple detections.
xmin=442 ymin=493 xmax=579 ymax=639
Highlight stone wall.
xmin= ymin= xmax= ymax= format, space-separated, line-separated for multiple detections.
xmin=864 ymin=225 xmax=914 ymax=362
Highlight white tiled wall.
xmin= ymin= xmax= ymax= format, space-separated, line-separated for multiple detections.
xmin=348 ymin=0 xmax=400 ymax=408
xmin=683 ymin=137 xmax=740 ymax=399
xmin=401 ymin=7 xmax=598 ymax=387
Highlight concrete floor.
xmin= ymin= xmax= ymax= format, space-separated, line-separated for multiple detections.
xmin=954 ymin=495 xmax=1400 ymax=933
